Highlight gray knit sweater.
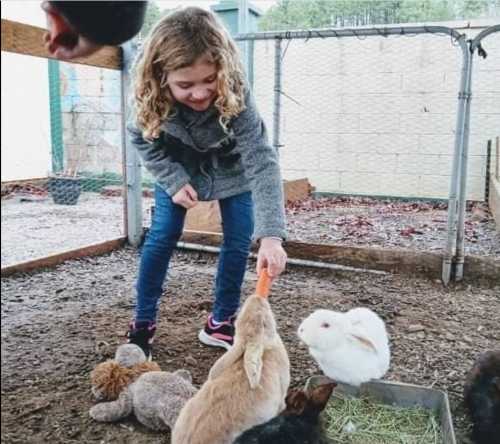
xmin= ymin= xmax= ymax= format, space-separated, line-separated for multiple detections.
xmin=127 ymin=90 xmax=286 ymax=240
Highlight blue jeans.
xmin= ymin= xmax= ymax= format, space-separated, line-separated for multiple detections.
xmin=135 ymin=184 xmax=254 ymax=323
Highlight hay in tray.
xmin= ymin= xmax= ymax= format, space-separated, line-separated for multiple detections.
xmin=324 ymin=392 xmax=443 ymax=444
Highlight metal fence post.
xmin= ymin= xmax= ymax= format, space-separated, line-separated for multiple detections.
xmin=238 ymin=0 xmax=250 ymax=78
xmin=454 ymin=49 xmax=474 ymax=281
xmin=455 ymin=24 xmax=500 ymax=281
xmin=273 ymin=37 xmax=282 ymax=153
xmin=120 ymin=42 xmax=143 ymax=247
xmin=441 ymin=34 xmax=470 ymax=286
xmin=48 ymin=59 xmax=64 ymax=173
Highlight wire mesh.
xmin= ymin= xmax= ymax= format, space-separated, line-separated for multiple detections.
xmin=249 ymin=27 xmax=500 ymax=258
xmin=1 ymin=60 xmax=127 ymax=267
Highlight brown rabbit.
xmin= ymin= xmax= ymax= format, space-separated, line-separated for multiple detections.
xmin=234 ymin=380 xmax=336 ymax=444
xmin=171 ymin=294 xmax=290 ymax=444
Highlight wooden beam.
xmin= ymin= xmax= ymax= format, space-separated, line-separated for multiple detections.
xmin=1 ymin=238 xmax=126 ymax=277
xmin=1 ymin=19 xmax=121 ymax=70
xmin=180 ymin=230 xmax=500 ymax=283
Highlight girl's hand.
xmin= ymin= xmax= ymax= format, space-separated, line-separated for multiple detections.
xmin=172 ymin=184 xmax=198 ymax=209
xmin=256 ymin=238 xmax=287 ymax=279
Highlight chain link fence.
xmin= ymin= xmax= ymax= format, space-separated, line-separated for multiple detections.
xmin=1 ymin=59 xmax=132 ymax=268
xmin=242 ymin=23 xmax=500 ymax=275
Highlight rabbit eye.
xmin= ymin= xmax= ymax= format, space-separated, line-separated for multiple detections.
xmin=321 ymin=322 xmax=330 ymax=328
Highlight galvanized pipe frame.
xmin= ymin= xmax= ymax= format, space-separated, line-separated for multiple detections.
xmin=454 ymin=24 xmax=500 ymax=281
xmin=235 ymin=25 xmax=465 ymax=41
xmin=121 ymin=41 xmax=143 ymax=247
xmin=236 ymin=25 xmax=469 ymax=285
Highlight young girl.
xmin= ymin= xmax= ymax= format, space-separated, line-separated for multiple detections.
xmin=127 ymin=7 xmax=287 ymax=357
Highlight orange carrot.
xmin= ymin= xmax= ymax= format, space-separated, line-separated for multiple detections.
xmin=255 ymin=268 xmax=272 ymax=298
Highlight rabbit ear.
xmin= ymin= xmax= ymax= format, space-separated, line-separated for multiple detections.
xmin=285 ymin=389 xmax=308 ymax=415
xmin=309 ymin=383 xmax=336 ymax=411
xmin=349 ymin=333 xmax=377 ymax=353
xmin=208 ymin=342 xmax=245 ymax=381
xmin=244 ymin=341 xmax=264 ymax=389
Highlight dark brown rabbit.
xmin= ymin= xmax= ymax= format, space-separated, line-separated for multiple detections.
xmin=463 ymin=350 xmax=500 ymax=444
xmin=234 ymin=381 xmax=336 ymax=444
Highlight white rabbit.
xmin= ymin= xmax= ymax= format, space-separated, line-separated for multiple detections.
xmin=171 ymin=294 xmax=290 ymax=444
xmin=298 ymin=307 xmax=390 ymax=386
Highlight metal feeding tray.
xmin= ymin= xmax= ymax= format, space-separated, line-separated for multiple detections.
xmin=307 ymin=376 xmax=456 ymax=444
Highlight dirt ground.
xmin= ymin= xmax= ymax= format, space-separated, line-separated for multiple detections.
xmin=1 ymin=247 xmax=499 ymax=443
xmin=286 ymin=196 xmax=500 ymax=257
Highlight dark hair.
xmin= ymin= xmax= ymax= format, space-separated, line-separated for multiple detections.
xmin=50 ymin=1 xmax=147 ymax=45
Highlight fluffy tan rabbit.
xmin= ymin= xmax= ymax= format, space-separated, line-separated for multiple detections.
xmin=171 ymin=292 xmax=290 ymax=444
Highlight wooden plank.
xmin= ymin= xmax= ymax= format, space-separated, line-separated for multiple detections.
xmin=1 ymin=19 xmax=121 ymax=70
xmin=1 ymin=238 xmax=126 ymax=277
xmin=464 ymin=254 xmax=500 ymax=284
xmin=180 ymin=231 xmax=500 ymax=283
xmin=283 ymin=178 xmax=314 ymax=203
xmin=496 ymin=136 xmax=499 ymax=181
xmin=180 ymin=231 xmax=442 ymax=277
xmin=184 ymin=201 xmax=222 ymax=233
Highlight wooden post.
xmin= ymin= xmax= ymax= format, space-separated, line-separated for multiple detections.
xmin=485 ymin=140 xmax=491 ymax=202
xmin=496 ymin=136 xmax=499 ymax=181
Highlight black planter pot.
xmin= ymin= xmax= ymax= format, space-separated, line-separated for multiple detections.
xmin=48 ymin=176 xmax=82 ymax=205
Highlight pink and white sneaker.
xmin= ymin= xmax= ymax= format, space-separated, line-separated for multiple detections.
xmin=198 ymin=314 xmax=235 ymax=350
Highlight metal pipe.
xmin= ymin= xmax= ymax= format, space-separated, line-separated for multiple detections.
xmin=455 ymin=25 xmax=500 ymax=281
xmin=238 ymin=0 xmax=250 ymax=78
xmin=454 ymin=50 xmax=474 ymax=281
xmin=175 ymin=241 xmax=388 ymax=275
xmin=441 ymin=35 xmax=470 ymax=285
xmin=273 ymin=38 xmax=282 ymax=153
xmin=470 ymin=24 xmax=500 ymax=52
xmin=454 ymin=52 xmax=473 ymax=281
xmin=235 ymin=25 xmax=465 ymax=42
xmin=121 ymin=42 xmax=143 ymax=247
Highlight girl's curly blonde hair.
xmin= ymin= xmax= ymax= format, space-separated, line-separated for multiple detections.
xmin=132 ymin=7 xmax=246 ymax=140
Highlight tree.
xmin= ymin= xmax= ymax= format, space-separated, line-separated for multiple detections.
xmin=258 ymin=0 xmax=492 ymax=31
xmin=139 ymin=1 xmax=164 ymax=39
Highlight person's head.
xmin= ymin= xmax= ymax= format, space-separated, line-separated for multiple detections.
xmin=42 ymin=1 xmax=147 ymax=59
xmin=133 ymin=7 xmax=246 ymax=140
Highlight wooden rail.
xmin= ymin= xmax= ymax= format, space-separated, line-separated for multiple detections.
xmin=1 ymin=19 xmax=121 ymax=70
xmin=1 ymin=238 xmax=127 ymax=277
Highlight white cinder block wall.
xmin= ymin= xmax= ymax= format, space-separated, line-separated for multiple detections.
xmin=60 ymin=64 xmax=122 ymax=176
xmin=253 ymin=20 xmax=500 ymax=200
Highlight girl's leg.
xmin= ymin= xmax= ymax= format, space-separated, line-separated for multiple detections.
xmin=213 ymin=191 xmax=254 ymax=321
xmin=129 ymin=184 xmax=185 ymax=357
xmin=135 ymin=184 xmax=186 ymax=322
xmin=198 ymin=191 xmax=254 ymax=349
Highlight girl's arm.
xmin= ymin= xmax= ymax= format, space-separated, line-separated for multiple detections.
xmin=232 ymin=90 xmax=287 ymax=241
xmin=127 ymin=123 xmax=191 ymax=197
